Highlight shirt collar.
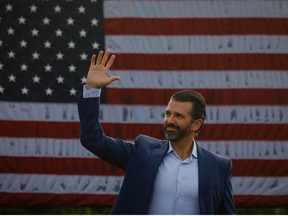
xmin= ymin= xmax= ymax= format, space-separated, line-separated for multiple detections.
xmin=167 ymin=140 xmax=198 ymax=159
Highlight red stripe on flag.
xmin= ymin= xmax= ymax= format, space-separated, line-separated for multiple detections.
xmin=0 ymin=156 xmax=287 ymax=177
xmin=232 ymin=159 xmax=288 ymax=177
xmin=0 ymin=156 xmax=124 ymax=176
xmin=106 ymin=88 xmax=288 ymax=105
xmin=105 ymin=18 xmax=288 ymax=35
xmin=113 ymin=54 xmax=288 ymax=70
xmin=234 ymin=195 xmax=288 ymax=207
xmin=1 ymin=121 xmax=287 ymax=140
xmin=0 ymin=192 xmax=116 ymax=207
xmin=0 ymin=193 xmax=287 ymax=207
xmin=103 ymin=123 xmax=288 ymax=141
xmin=0 ymin=121 xmax=79 ymax=139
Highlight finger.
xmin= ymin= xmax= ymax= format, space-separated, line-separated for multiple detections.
xmin=108 ymin=76 xmax=120 ymax=84
xmin=101 ymin=49 xmax=110 ymax=66
xmin=106 ymin=55 xmax=115 ymax=70
xmin=96 ymin=50 xmax=104 ymax=65
xmin=90 ymin=55 xmax=96 ymax=66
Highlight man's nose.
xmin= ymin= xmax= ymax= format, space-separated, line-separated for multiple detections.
xmin=165 ymin=115 xmax=175 ymax=124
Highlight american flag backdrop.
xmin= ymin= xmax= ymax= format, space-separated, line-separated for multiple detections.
xmin=0 ymin=0 xmax=288 ymax=207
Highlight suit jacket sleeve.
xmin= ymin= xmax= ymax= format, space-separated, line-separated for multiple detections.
xmin=218 ymin=159 xmax=237 ymax=214
xmin=77 ymin=96 xmax=135 ymax=170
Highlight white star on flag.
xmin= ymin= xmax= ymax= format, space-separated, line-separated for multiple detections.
xmin=8 ymin=74 xmax=16 ymax=82
xmin=56 ymin=52 xmax=64 ymax=60
xmin=21 ymin=87 xmax=29 ymax=95
xmin=32 ymin=52 xmax=40 ymax=59
xmin=81 ymin=76 xmax=87 ymax=84
xmin=54 ymin=5 xmax=61 ymax=13
xmin=80 ymin=52 xmax=88 ymax=60
xmin=44 ymin=64 xmax=52 ymax=72
xmin=20 ymin=64 xmax=28 ymax=71
xmin=44 ymin=41 xmax=51 ymax=48
xmin=32 ymin=75 xmax=40 ymax=83
xmin=91 ymin=18 xmax=98 ymax=26
xmin=31 ymin=28 xmax=39 ymax=36
xmin=78 ymin=6 xmax=86 ymax=13
xmin=7 ymin=27 xmax=14 ymax=35
xmin=6 ymin=4 xmax=13 ymax=11
xmin=45 ymin=88 xmax=53 ymax=95
xmin=30 ymin=5 xmax=37 ymax=13
xmin=79 ymin=29 xmax=87 ymax=37
xmin=69 ymin=88 xmax=77 ymax=95
xmin=55 ymin=29 xmax=63 ymax=37
xmin=92 ymin=42 xmax=99 ymax=49
xmin=43 ymin=17 xmax=50 ymax=25
xmin=8 ymin=51 xmax=15 ymax=58
xmin=67 ymin=17 xmax=74 ymax=25
xmin=68 ymin=41 xmax=75 ymax=49
xmin=20 ymin=40 xmax=27 ymax=47
xmin=68 ymin=65 xmax=76 ymax=72
xmin=18 ymin=17 xmax=26 ymax=24
xmin=57 ymin=76 xmax=64 ymax=83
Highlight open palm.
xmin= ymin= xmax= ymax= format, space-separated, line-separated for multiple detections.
xmin=86 ymin=50 xmax=120 ymax=89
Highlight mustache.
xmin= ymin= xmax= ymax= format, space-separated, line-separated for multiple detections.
xmin=164 ymin=123 xmax=180 ymax=130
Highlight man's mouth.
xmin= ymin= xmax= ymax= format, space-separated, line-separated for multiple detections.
xmin=165 ymin=125 xmax=179 ymax=132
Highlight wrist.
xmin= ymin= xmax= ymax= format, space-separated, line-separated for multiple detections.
xmin=85 ymin=83 xmax=100 ymax=90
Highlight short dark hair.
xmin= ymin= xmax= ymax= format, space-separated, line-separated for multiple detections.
xmin=171 ymin=89 xmax=206 ymax=121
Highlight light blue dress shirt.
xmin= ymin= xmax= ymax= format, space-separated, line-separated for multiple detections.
xmin=148 ymin=142 xmax=200 ymax=215
xmin=83 ymin=85 xmax=101 ymax=98
xmin=83 ymin=86 xmax=200 ymax=214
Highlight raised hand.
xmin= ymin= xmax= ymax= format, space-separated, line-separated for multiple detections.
xmin=85 ymin=50 xmax=120 ymax=89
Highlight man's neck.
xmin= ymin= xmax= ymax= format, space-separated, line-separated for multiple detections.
xmin=171 ymin=138 xmax=194 ymax=160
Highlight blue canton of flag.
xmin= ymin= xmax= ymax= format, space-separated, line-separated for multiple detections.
xmin=0 ymin=0 xmax=104 ymax=102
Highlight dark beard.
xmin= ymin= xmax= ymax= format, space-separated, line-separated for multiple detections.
xmin=163 ymin=123 xmax=192 ymax=142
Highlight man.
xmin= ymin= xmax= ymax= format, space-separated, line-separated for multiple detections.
xmin=77 ymin=50 xmax=237 ymax=214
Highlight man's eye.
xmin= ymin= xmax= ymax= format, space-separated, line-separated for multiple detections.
xmin=164 ymin=112 xmax=170 ymax=117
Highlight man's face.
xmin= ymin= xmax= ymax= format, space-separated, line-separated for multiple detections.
xmin=163 ymin=100 xmax=194 ymax=142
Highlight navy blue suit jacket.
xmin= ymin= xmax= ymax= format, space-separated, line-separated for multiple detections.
xmin=78 ymin=97 xmax=236 ymax=214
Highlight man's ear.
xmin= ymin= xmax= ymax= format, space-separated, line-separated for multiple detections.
xmin=192 ymin=119 xmax=203 ymax=132
xmin=192 ymin=119 xmax=204 ymax=138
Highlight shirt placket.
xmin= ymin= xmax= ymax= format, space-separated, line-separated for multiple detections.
xmin=174 ymin=155 xmax=192 ymax=214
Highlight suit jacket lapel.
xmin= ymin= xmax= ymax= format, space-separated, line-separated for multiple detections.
xmin=149 ymin=141 xmax=169 ymax=176
xmin=138 ymin=141 xmax=169 ymax=213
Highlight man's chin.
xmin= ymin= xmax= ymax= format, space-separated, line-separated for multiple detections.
xmin=164 ymin=132 xmax=178 ymax=141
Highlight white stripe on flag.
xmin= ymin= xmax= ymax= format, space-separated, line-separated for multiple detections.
xmin=0 ymin=174 xmax=123 ymax=194
xmin=106 ymin=36 xmax=288 ymax=54
xmin=232 ymin=177 xmax=288 ymax=195
xmin=1 ymin=174 xmax=287 ymax=196
xmin=1 ymin=138 xmax=287 ymax=160
xmin=104 ymin=0 xmax=288 ymax=18
xmin=109 ymin=71 xmax=288 ymax=89
xmin=0 ymin=102 xmax=287 ymax=124
xmin=0 ymin=138 xmax=95 ymax=158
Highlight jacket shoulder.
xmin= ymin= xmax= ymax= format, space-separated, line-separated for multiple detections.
xmin=135 ymin=134 xmax=164 ymax=143
xmin=198 ymin=144 xmax=232 ymax=167
xmin=134 ymin=135 xmax=168 ymax=153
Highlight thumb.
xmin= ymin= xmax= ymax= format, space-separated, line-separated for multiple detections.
xmin=108 ymin=76 xmax=120 ymax=84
